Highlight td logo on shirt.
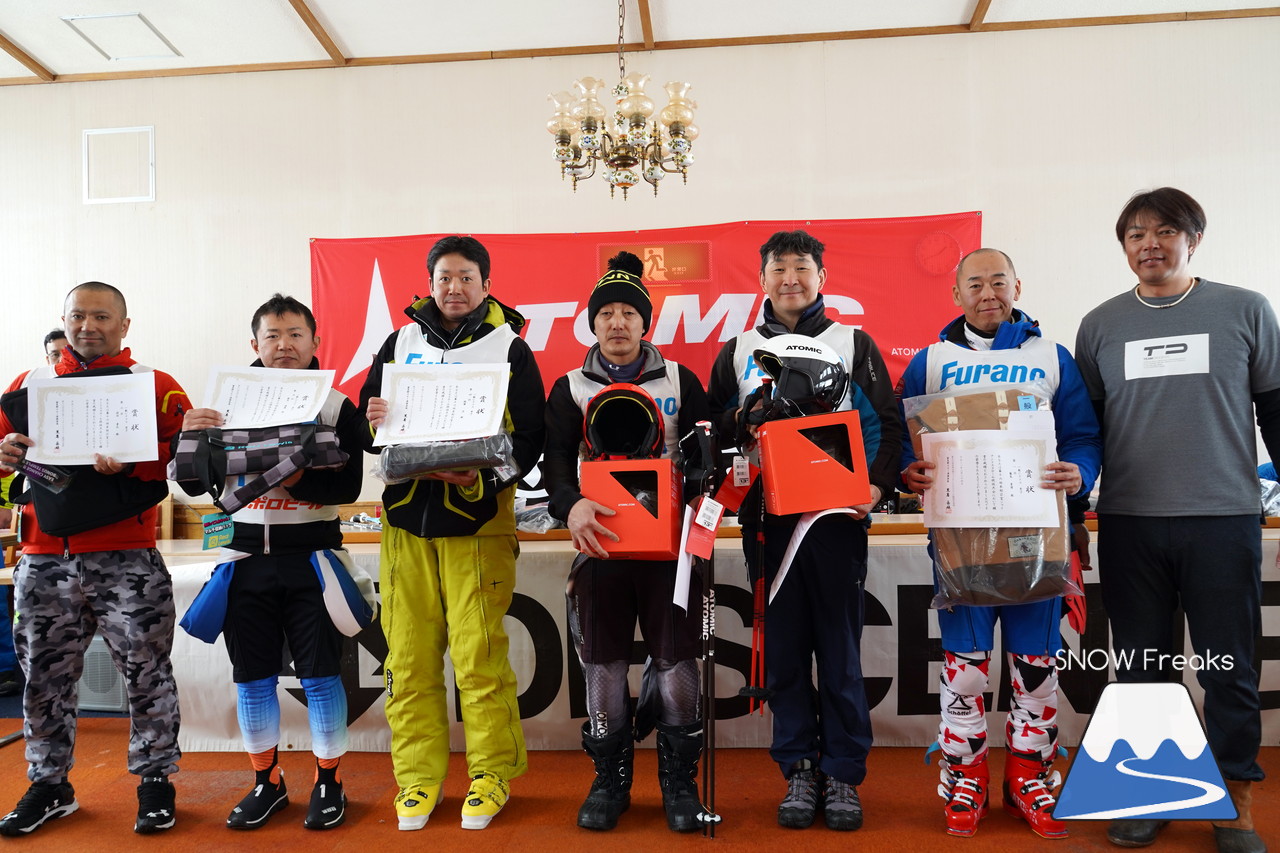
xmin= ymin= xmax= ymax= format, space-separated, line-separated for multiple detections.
xmin=1124 ymin=334 xmax=1210 ymax=380
xmin=1055 ymin=683 xmax=1236 ymax=821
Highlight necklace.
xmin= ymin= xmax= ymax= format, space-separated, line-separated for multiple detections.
xmin=1133 ymin=277 xmax=1197 ymax=309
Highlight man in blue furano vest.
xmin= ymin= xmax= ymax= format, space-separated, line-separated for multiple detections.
xmin=898 ymin=248 xmax=1100 ymax=840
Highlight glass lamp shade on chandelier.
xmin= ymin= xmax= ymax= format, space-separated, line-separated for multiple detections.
xmin=545 ymin=1 xmax=698 ymax=199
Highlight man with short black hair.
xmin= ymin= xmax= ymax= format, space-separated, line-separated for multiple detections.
xmin=707 ymin=230 xmax=901 ymax=832
xmin=361 ymin=236 xmax=545 ymax=832
xmin=43 ymin=330 xmax=67 ymax=366
xmin=1076 ymin=187 xmax=1280 ymax=853
xmin=174 ymin=292 xmax=364 ymax=832
xmin=0 ymin=281 xmax=189 ymax=836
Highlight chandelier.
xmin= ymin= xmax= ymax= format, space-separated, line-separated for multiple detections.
xmin=546 ymin=0 xmax=698 ymax=199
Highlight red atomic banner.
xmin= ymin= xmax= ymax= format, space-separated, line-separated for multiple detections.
xmin=310 ymin=214 xmax=981 ymax=403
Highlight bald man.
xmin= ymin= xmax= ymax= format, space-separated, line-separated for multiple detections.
xmin=0 ymin=282 xmax=189 ymax=837
xmin=898 ymin=249 xmax=1100 ymax=839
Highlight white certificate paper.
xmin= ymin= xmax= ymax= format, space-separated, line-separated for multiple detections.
xmin=922 ymin=429 xmax=1059 ymax=528
xmin=26 ymin=372 xmax=158 ymax=465
xmin=374 ymin=363 xmax=510 ymax=445
xmin=203 ymin=366 xmax=334 ymax=429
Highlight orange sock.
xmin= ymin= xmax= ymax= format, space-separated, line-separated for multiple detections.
xmin=315 ymin=756 xmax=341 ymax=783
xmin=249 ymin=748 xmax=281 ymax=784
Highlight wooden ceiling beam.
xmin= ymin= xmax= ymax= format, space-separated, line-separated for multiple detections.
xmin=0 ymin=29 xmax=54 ymax=82
xmin=970 ymin=0 xmax=994 ymax=31
xmin=1189 ymin=5 xmax=1280 ymax=18
xmin=490 ymin=42 xmax=636 ymax=60
xmin=52 ymin=59 xmax=339 ymax=83
xmin=346 ymin=50 xmax=496 ymax=67
xmin=287 ymin=0 xmax=347 ymax=65
xmin=657 ymin=25 xmax=970 ymax=49
xmin=4 ymin=8 xmax=1278 ymax=87
xmin=637 ymin=0 xmax=655 ymax=50
xmin=981 ymin=12 xmax=1185 ymax=31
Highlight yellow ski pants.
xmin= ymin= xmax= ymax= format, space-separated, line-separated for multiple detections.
xmin=380 ymin=525 xmax=528 ymax=786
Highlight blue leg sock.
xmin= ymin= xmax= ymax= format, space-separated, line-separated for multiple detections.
xmin=301 ymin=674 xmax=349 ymax=760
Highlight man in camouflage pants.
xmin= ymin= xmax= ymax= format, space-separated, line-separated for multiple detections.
xmin=0 ymin=282 xmax=189 ymax=837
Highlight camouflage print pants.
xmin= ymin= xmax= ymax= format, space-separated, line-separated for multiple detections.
xmin=13 ymin=549 xmax=181 ymax=783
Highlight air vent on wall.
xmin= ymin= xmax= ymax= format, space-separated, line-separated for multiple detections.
xmin=83 ymin=126 xmax=155 ymax=204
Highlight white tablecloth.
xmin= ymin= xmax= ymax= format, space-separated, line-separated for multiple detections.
xmin=169 ymin=532 xmax=1280 ymax=752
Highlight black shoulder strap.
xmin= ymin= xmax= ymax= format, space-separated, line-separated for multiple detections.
xmin=1 ymin=387 xmax=29 ymax=436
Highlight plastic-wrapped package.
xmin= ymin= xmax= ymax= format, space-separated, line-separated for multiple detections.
xmin=902 ymin=381 xmax=1079 ymax=608
xmin=373 ymin=433 xmax=516 ymax=484
xmin=514 ymin=498 xmax=565 ymax=534
xmin=1261 ymin=479 xmax=1280 ymax=516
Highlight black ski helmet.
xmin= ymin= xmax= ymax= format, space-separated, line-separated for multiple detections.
xmin=583 ymin=383 xmax=665 ymax=460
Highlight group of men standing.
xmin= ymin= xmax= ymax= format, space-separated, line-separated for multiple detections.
xmin=0 ymin=186 xmax=1272 ymax=853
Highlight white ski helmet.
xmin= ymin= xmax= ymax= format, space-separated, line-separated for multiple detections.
xmin=751 ymin=334 xmax=849 ymax=418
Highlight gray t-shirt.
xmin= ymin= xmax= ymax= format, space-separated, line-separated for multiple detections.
xmin=1074 ymin=279 xmax=1280 ymax=516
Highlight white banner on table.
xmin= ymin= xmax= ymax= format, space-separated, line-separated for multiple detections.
xmin=374 ymin=363 xmax=509 ymax=446
xmin=922 ymin=429 xmax=1058 ymax=528
xmin=202 ymin=365 xmax=334 ymax=429
xmin=169 ymin=535 xmax=1280 ymax=753
xmin=26 ymin=372 xmax=157 ymax=464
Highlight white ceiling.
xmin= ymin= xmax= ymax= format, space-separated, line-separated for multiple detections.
xmin=0 ymin=0 xmax=1272 ymax=85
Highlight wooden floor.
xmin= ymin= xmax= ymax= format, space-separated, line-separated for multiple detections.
xmin=0 ymin=718 xmax=1271 ymax=852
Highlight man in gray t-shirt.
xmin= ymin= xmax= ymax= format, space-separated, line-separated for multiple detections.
xmin=1075 ymin=187 xmax=1280 ymax=853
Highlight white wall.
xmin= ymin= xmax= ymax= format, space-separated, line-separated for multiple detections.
xmin=1 ymin=17 xmax=1276 ymax=494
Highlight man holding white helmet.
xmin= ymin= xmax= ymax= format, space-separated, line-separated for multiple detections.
xmin=707 ymin=230 xmax=902 ymax=832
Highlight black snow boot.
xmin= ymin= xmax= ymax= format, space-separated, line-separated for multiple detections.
xmin=577 ymin=723 xmax=633 ymax=831
xmin=656 ymin=721 xmax=706 ymax=833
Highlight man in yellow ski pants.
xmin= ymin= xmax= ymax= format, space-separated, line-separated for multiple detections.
xmin=361 ymin=235 xmax=546 ymax=831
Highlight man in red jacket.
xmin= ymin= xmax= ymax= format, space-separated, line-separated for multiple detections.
xmin=0 ymin=282 xmax=189 ymax=837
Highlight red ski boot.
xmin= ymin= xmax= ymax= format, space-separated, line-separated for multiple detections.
xmin=938 ymin=757 xmax=989 ymax=837
xmin=1002 ymin=754 xmax=1068 ymax=840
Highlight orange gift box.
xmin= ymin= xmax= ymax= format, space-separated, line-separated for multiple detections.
xmin=758 ymin=410 xmax=871 ymax=515
xmin=579 ymin=458 xmax=683 ymax=560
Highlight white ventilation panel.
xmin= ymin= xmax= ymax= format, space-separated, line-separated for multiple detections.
xmin=83 ymin=126 xmax=155 ymax=205
xmin=63 ymin=13 xmax=181 ymax=61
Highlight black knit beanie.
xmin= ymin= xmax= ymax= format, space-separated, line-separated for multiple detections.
xmin=587 ymin=251 xmax=652 ymax=333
